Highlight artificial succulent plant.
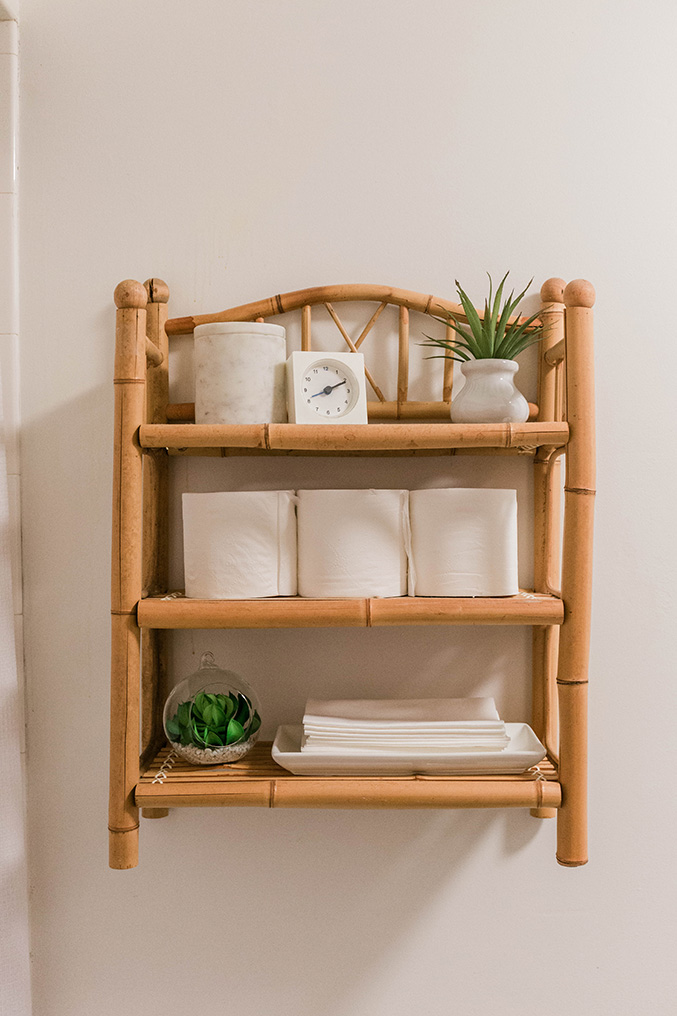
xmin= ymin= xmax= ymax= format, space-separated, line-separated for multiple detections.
xmin=166 ymin=690 xmax=261 ymax=750
xmin=421 ymin=272 xmax=545 ymax=362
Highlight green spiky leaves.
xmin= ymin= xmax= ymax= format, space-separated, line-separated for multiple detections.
xmin=166 ymin=690 xmax=261 ymax=751
xmin=421 ymin=273 xmax=545 ymax=363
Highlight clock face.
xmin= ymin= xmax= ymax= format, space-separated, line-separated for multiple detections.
xmin=300 ymin=360 xmax=359 ymax=418
xmin=286 ymin=350 xmax=368 ymax=424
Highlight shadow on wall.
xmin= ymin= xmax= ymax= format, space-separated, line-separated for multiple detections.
xmin=136 ymin=806 xmax=518 ymax=1013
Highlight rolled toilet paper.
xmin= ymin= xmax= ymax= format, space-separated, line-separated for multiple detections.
xmin=297 ymin=489 xmax=409 ymax=598
xmin=194 ymin=322 xmax=287 ymax=424
xmin=182 ymin=491 xmax=297 ymax=598
xmin=409 ymin=488 xmax=518 ymax=596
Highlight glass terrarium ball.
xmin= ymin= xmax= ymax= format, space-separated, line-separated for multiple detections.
xmin=163 ymin=652 xmax=262 ymax=765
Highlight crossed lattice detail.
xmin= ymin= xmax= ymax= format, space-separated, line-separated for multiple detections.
xmin=323 ymin=302 xmax=389 ymax=402
xmin=174 ymin=284 xmax=466 ymax=415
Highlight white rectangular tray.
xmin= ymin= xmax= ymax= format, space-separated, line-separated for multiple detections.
xmin=271 ymin=723 xmax=546 ymax=776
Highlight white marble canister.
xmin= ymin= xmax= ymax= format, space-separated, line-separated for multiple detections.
xmin=194 ymin=322 xmax=287 ymax=424
xmin=409 ymin=488 xmax=519 ymax=596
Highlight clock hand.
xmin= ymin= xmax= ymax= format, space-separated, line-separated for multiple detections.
xmin=311 ymin=380 xmax=347 ymax=397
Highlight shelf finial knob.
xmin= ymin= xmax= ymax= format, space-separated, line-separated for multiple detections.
xmin=114 ymin=280 xmax=148 ymax=309
xmin=144 ymin=278 xmax=170 ymax=304
xmin=540 ymin=278 xmax=566 ymax=303
xmin=564 ymin=279 xmax=596 ymax=308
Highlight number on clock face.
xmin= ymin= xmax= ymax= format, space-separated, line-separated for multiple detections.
xmin=302 ymin=360 xmax=357 ymax=416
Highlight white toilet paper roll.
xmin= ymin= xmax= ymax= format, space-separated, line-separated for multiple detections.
xmin=182 ymin=491 xmax=297 ymax=598
xmin=297 ymin=489 xmax=409 ymax=598
xmin=409 ymin=488 xmax=518 ymax=596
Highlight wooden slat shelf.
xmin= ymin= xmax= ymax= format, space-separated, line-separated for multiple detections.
xmin=138 ymin=421 xmax=569 ymax=454
xmin=136 ymin=743 xmax=561 ymax=811
xmin=137 ymin=591 xmax=564 ymax=629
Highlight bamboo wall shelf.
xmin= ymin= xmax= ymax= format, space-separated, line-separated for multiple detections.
xmin=137 ymin=592 xmax=564 ymax=629
xmin=109 ymin=277 xmax=595 ymax=871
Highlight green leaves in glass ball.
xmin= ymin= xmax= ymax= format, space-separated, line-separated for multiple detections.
xmin=166 ymin=690 xmax=261 ymax=751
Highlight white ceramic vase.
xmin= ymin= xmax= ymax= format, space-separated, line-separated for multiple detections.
xmin=194 ymin=321 xmax=287 ymax=424
xmin=450 ymin=358 xmax=529 ymax=423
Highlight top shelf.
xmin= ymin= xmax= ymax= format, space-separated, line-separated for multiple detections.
xmin=139 ymin=421 xmax=569 ymax=455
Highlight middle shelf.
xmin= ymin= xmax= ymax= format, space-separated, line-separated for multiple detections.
xmin=137 ymin=591 xmax=563 ymax=629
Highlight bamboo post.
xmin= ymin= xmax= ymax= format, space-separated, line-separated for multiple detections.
xmin=141 ymin=279 xmax=170 ymax=820
xmin=110 ymin=280 xmax=147 ymax=869
xmin=301 ymin=305 xmax=311 ymax=350
xmin=531 ymin=279 xmax=566 ymax=819
xmin=537 ymin=279 xmax=565 ymax=423
xmin=397 ymin=306 xmax=409 ymax=413
xmin=556 ymin=279 xmax=595 ymax=865
xmin=443 ymin=324 xmax=454 ymax=404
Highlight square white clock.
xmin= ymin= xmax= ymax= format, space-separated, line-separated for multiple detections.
xmin=286 ymin=351 xmax=369 ymax=424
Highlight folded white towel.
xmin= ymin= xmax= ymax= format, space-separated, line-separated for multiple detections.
xmin=301 ymin=743 xmax=510 ymax=755
xmin=300 ymin=697 xmax=510 ymax=754
xmin=303 ymin=723 xmax=505 ymax=735
xmin=303 ymin=697 xmax=501 ymax=725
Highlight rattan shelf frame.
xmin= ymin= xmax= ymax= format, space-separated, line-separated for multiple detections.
xmin=109 ymin=277 xmax=595 ymax=870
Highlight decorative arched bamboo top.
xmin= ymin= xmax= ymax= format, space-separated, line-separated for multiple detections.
xmin=164 ymin=284 xmax=472 ymax=335
xmin=162 ymin=281 xmax=552 ymax=422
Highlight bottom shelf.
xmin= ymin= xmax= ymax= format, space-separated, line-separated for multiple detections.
xmin=136 ymin=742 xmax=561 ymax=811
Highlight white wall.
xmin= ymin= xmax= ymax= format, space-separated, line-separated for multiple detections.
xmin=0 ymin=16 xmax=21 ymax=695
xmin=20 ymin=1 xmax=677 ymax=1014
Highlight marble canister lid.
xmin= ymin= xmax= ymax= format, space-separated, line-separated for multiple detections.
xmin=194 ymin=321 xmax=286 ymax=338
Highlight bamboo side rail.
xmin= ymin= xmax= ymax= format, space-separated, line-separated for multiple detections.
xmin=139 ymin=421 xmax=569 ymax=452
xmin=136 ymin=592 xmax=563 ymax=630
xmin=140 ymin=279 xmax=170 ymax=820
xmin=556 ymin=280 xmax=596 ymax=866
xmin=110 ymin=280 xmax=147 ymax=869
xmin=531 ymin=279 xmax=566 ymax=819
